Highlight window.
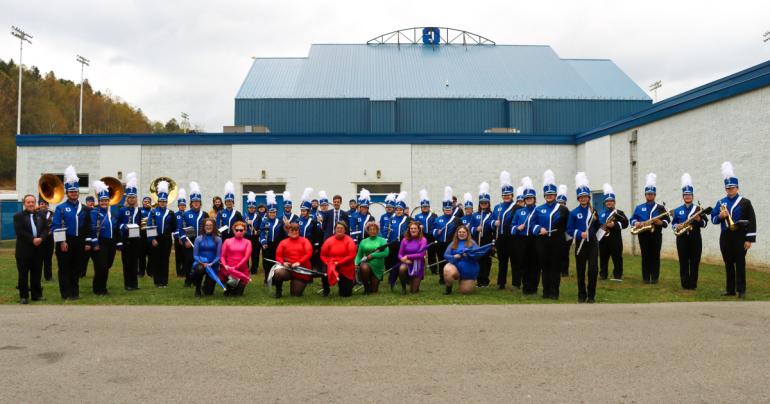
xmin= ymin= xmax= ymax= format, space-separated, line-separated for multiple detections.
xmin=356 ymin=183 xmax=401 ymax=203
xmin=590 ymin=191 xmax=604 ymax=211
xmin=241 ymin=183 xmax=286 ymax=211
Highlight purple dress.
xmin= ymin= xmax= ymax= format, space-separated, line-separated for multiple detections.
xmin=398 ymin=237 xmax=427 ymax=278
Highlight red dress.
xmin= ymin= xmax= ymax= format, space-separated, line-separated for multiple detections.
xmin=276 ymin=236 xmax=313 ymax=281
xmin=320 ymin=235 xmax=358 ymax=280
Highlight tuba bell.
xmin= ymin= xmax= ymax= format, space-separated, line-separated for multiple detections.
xmin=149 ymin=176 xmax=177 ymax=206
xmin=38 ymin=174 xmax=65 ymax=205
xmin=100 ymin=176 xmax=125 ymax=206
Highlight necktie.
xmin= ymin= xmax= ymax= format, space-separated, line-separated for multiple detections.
xmin=29 ymin=213 xmax=37 ymax=237
xmin=334 ymin=210 xmax=339 ymax=227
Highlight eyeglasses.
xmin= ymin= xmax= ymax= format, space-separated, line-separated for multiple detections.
xmin=234 ymin=229 xmax=245 ymax=233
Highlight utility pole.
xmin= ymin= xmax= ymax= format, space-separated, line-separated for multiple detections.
xmin=10 ymin=26 xmax=33 ymax=135
xmin=649 ymin=81 xmax=662 ymax=103
xmin=76 ymin=55 xmax=90 ymax=134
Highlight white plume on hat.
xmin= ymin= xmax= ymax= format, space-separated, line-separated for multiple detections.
xmin=575 ymin=172 xmax=589 ymax=189
xmin=189 ymin=181 xmax=201 ymax=195
xmin=602 ymin=183 xmax=614 ymax=195
xmin=463 ymin=192 xmax=473 ymax=204
xmin=177 ymin=188 xmax=187 ymax=200
xmin=385 ymin=192 xmax=397 ymax=203
xmin=301 ymin=187 xmax=313 ymax=202
xmin=265 ymin=190 xmax=276 ymax=205
xmin=247 ymin=191 xmax=256 ymax=203
xmin=443 ymin=186 xmax=453 ymax=202
xmin=92 ymin=180 xmax=108 ymax=194
xmin=359 ymin=188 xmax=370 ymax=200
xmin=64 ymin=165 xmax=79 ymax=184
xmin=224 ymin=181 xmax=234 ymax=195
xmin=157 ymin=180 xmax=169 ymax=194
xmin=543 ymin=169 xmax=556 ymax=187
xmin=126 ymin=172 xmax=137 ymax=189
xmin=418 ymin=189 xmax=429 ymax=202
xmin=681 ymin=173 xmax=693 ymax=188
xmin=283 ymin=190 xmax=291 ymax=201
xmin=318 ymin=190 xmax=328 ymax=200
xmin=396 ymin=191 xmax=408 ymax=203
xmin=645 ymin=173 xmax=657 ymax=188
xmin=479 ymin=182 xmax=490 ymax=195
xmin=721 ymin=161 xmax=735 ymax=180
xmin=558 ymin=184 xmax=568 ymax=197
xmin=521 ymin=176 xmax=533 ymax=190
xmin=515 ymin=186 xmax=524 ymax=198
xmin=499 ymin=170 xmax=512 ymax=187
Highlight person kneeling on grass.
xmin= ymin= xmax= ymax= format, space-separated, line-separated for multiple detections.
xmin=219 ymin=221 xmax=252 ymax=296
xmin=356 ymin=221 xmax=390 ymax=294
xmin=443 ymin=225 xmax=492 ymax=295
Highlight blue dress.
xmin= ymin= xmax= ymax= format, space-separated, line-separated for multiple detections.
xmin=193 ymin=234 xmax=222 ymax=273
xmin=444 ymin=241 xmax=481 ymax=280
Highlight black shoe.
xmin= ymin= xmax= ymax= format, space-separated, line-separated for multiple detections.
xmin=498 ymin=284 xmax=505 ymax=290
xmin=599 ymin=276 xmax=608 ymax=280
xmin=20 ymin=298 xmax=28 ymax=305
xmin=273 ymin=290 xmax=282 ymax=299
xmin=68 ymin=296 xmax=80 ymax=301
xmin=195 ymin=289 xmax=202 ymax=298
xmin=578 ymin=296 xmax=586 ymax=303
xmin=721 ymin=291 xmax=736 ymax=296
xmin=31 ymin=296 xmax=45 ymax=302
xmin=549 ymin=295 xmax=559 ymax=300
xmin=587 ymin=298 xmax=595 ymax=304
xmin=443 ymin=286 xmax=452 ymax=295
xmin=651 ymin=279 xmax=659 ymax=284
xmin=561 ymin=272 xmax=569 ymax=277
xmin=738 ymin=292 xmax=746 ymax=299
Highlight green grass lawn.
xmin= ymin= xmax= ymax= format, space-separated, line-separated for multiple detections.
xmin=1 ymin=239 xmax=768 ymax=305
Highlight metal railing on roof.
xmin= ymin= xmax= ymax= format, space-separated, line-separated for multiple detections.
xmin=366 ymin=27 xmax=495 ymax=48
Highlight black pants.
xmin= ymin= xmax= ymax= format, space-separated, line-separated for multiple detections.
xmin=676 ymin=233 xmax=702 ymax=290
xmin=248 ymin=235 xmax=260 ymax=274
xmin=182 ymin=241 xmax=195 ymax=286
xmin=121 ymin=237 xmax=140 ymax=289
xmin=174 ymin=238 xmax=185 ymax=277
xmin=16 ymin=247 xmax=43 ymax=300
xmin=191 ymin=266 xmax=217 ymax=295
xmin=575 ymin=239 xmax=598 ymax=300
xmin=338 ymin=275 xmax=354 ymax=297
xmin=599 ymin=237 xmax=624 ymax=280
xmin=138 ymin=232 xmax=149 ymax=276
xmin=720 ymin=233 xmax=747 ymax=294
xmin=151 ymin=235 xmax=172 ymax=286
xmin=386 ymin=245 xmax=400 ymax=286
xmin=93 ymin=239 xmax=116 ymax=295
xmin=56 ymin=237 xmax=85 ymax=299
xmin=437 ymin=241 xmax=450 ymax=284
xmin=262 ymin=242 xmax=279 ymax=284
xmin=516 ymin=236 xmax=539 ymax=294
xmin=425 ymin=235 xmax=439 ymax=273
xmin=80 ymin=249 xmax=96 ymax=278
xmin=476 ymin=235 xmax=494 ymax=287
xmin=561 ymin=239 xmax=572 ymax=276
xmin=537 ymin=235 xmax=562 ymax=298
xmin=638 ymin=232 xmax=662 ymax=282
xmin=41 ymin=236 xmax=54 ymax=281
xmin=496 ymin=236 xmax=517 ymax=287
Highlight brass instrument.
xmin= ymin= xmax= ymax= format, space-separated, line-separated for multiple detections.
xmin=674 ymin=204 xmax=713 ymax=236
xmin=38 ymin=174 xmax=65 ymax=205
xmin=630 ymin=206 xmax=673 ymax=235
xmin=600 ymin=210 xmax=618 ymax=239
xmin=140 ymin=217 xmax=148 ymax=231
xmin=100 ymin=176 xmax=125 ymax=206
xmin=720 ymin=202 xmax=737 ymax=231
xmin=149 ymin=176 xmax=177 ymax=206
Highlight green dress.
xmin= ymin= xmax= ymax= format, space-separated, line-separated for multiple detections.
xmin=355 ymin=236 xmax=390 ymax=280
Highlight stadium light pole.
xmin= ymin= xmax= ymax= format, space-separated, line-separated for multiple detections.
xmin=181 ymin=112 xmax=190 ymax=133
xmin=76 ymin=55 xmax=90 ymax=134
xmin=764 ymin=31 xmax=769 ymax=43
xmin=10 ymin=26 xmax=33 ymax=135
xmin=649 ymin=81 xmax=662 ymax=103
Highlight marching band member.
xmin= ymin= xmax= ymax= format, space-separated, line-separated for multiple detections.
xmin=433 ymin=187 xmax=459 ymax=285
xmin=630 ymin=173 xmax=670 ymax=284
xmin=147 ymin=180 xmax=177 ymax=288
xmin=567 ymin=173 xmax=600 ymax=303
xmin=471 ymin=182 xmax=494 ymax=287
xmin=351 ymin=189 xmax=375 ymax=243
xmin=672 ymin=174 xmax=707 ymax=290
xmin=51 ymin=165 xmax=90 ymax=301
xmin=347 ymin=199 xmax=358 ymax=217
xmin=492 ymin=171 xmax=518 ymax=290
xmin=356 ymin=221 xmax=389 ymax=294
xmin=556 ymin=184 xmax=571 ymax=277
xmin=297 ymin=188 xmax=323 ymax=271
xmin=531 ymin=170 xmax=569 ymax=300
xmin=460 ymin=193 xmax=474 ymax=228
xmin=173 ymin=188 xmax=187 ymax=281
xmin=260 ymin=191 xmax=287 ymax=285
xmin=117 ymin=173 xmax=141 ymax=291
xmin=282 ymin=191 xmax=298 ymax=224
xmin=89 ymin=181 xmax=117 ymax=295
xmin=398 ymin=221 xmax=428 ymax=294
xmin=271 ymin=222 xmax=313 ymax=297
xmin=513 ymin=178 xmax=539 ymax=295
xmin=37 ymin=199 xmax=54 ymax=282
xmin=443 ymin=225 xmax=493 ymax=295
xmin=322 ymin=194 xmax=349 ymax=240
xmin=179 ymin=182 xmax=208 ymax=287
xmin=598 ymin=183 xmax=629 ymax=281
xmin=191 ymin=217 xmax=221 ymax=297
xmin=244 ymin=192 xmax=261 ymax=275
xmin=217 ymin=181 xmax=243 ymax=240
xmin=711 ymin=162 xmax=756 ymax=298
xmin=81 ymin=195 xmax=96 ymax=278
xmin=387 ymin=192 xmax=410 ymax=287
xmin=139 ymin=196 xmax=152 ymax=277
xmin=318 ymin=190 xmax=330 ymax=213
xmin=515 ymin=185 xmax=525 ymax=208
xmin=414 ymin=190 xmax=439 ymax=273
xmin=209 ymin=196 xmax=223 ymax=221
xmin=379 ymin=193 xmax=395 ymax=239
xmin=14 ymin=194 xmax=48 ymax=304
xmin=219 ymin=221 xmax=252 ymax=296
xmin=320 ymin=221 xmax=358 ymax=297
xmin=310 ymin=199 xmax=319 ymax=217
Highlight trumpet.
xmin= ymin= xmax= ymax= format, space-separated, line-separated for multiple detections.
xmin=674 ymin=204 xmax=713 ymax=236
xmin=720 ymin=202 xmax=737 ymax=231
xmin=630 ymin=206 xmax=673 ymax=235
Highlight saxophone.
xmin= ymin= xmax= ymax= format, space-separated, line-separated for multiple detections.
xmin=630 ymin=205 xmax=673 ymax=235
xmin=674 ymin=204 xmax=713 ymax=236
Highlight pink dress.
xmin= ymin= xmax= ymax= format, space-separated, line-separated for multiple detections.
xmin=220 ymin=237 xmax=253 ymax=284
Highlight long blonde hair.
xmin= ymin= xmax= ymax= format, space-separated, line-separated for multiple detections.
xmin=450 ymin=224 xmax=472 ymax=249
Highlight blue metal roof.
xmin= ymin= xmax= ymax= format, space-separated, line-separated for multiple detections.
xmin=237 ymin=44 xmax=650 ymax=102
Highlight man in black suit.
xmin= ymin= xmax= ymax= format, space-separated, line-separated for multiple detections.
xmin=321 ymin=195 xmax=349 ymax=240
xmin=14 ymin=194 xmax=49 ymax=304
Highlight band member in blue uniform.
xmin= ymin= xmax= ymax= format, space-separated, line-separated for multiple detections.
xmin=147 ymin=180 xmax=177 ymax=288
xmin=597 ymin=183 xmax=629 ymax=281
xmin=89 ymin=181 xmax=117 ymax=295
xmin=217 ymin=181 xmax=243 ymax=240
xmin=567 ymin=173 xmax=600 ymax=303
xmin=556 ymin=185 xmax=571 ymax=277
xmin=471 ymin=182 xmax=494 ymax=287
xmin=711 ymin=162 xmax=756 ymax=298
xmin=36 ymin=199 xmax=54 ymax=282
xmin=433 ymin=187 xmax=459 ymax=285
xmin=531 ymin=170 xmax=569 ymax=300
xmin=179 ymin=181 xmax=209 ymax=287
xmin=80 ymin=195 xmax=97 ymax=278
xmin=513 ymin=178 xmax=539 ymax=295
xmin=387 ymin=191 xmax=410 ymax=287
xmin=347 ymin=199 xmax=358 ymax=217
xmin=630 ymin=173 xmax=670 ymax=284
xmin=414 ymin=190 xmax=439 ymax=274
xmin=379 ymin=193 xmax=395 ymax=239
xmin=51 ymin=165 xmax=90 ymax=300
xmin=298 ymin=187 xmax=323 ymax=270
xmin=173 ymin=188 xmax=187 ymax=280
xmin=461 ymin=193 xmax=474 ymax=228
xmin=282 ymin=191 xmax=298 ymax=224
xmin=243 ymin=191 xmax=261 ymax=275
xmin=116 ymin=172 xmax=141 ymax=291
xmin=351 ymin=189 xmax=375 ymax=243
xmin=139 ymin=196 xmax=152 ymax=277
xmin=492 ymin=171 xmax=518 ymax=290
xmin=260 ymin=191 xmax=287 ymax=284
xmin=671 ymin=173 xmax=708 ymax=290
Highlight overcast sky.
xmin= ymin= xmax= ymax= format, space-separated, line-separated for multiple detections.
xmin=2 ymin=0 xmax=769 ymax=131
